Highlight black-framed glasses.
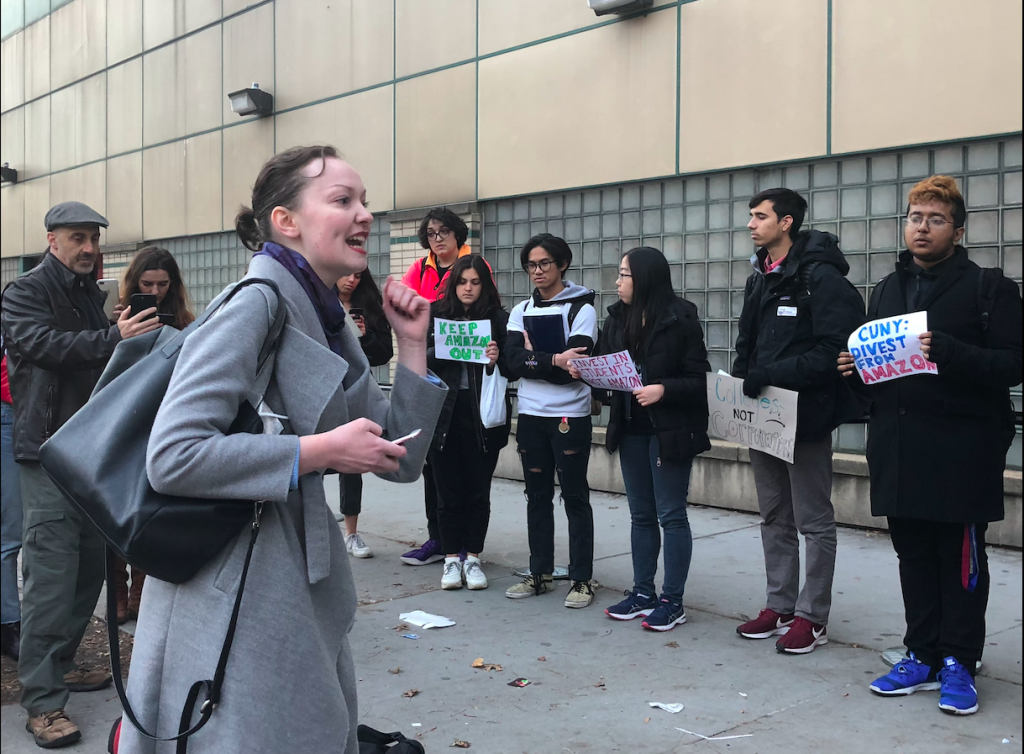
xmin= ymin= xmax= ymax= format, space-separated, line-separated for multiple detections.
xmin=904 ymin=215 xmax=956 ymax=229
xmin=525 ymin=259 xmax=556 ymax=273
xmin=617 ymin=271 xmax=632 ymax=279
xmin=425 ymin=227 xmax=452 ymax=241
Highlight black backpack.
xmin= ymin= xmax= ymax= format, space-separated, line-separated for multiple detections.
xmin=358 ymin=725 xmax=426 ymax=754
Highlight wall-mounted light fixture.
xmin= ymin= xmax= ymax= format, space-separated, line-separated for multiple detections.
xmin=0 ymin=163 xmax=18 ymax=183
xmin=227 ymin=83 xmax=274 ymax=117
xmin=587 ymin=0 xmax=653 ymax=16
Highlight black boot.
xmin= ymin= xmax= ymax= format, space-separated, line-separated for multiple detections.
xmin=0 ymin=621 xmax=20 ymax=661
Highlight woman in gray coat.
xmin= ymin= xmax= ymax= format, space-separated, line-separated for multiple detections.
xmin=119 ymin=146 xmax=446 ymax=754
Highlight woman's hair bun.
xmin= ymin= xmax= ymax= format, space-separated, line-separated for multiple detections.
xmin=235 ymin=207 xmax=263 ymax=251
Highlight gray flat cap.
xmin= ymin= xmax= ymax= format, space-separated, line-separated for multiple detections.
xmin=44 ymin=201 xmax=109 ymax=231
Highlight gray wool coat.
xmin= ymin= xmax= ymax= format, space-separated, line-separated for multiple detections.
xmin=119 ymin=255 xmax=446 ymax=754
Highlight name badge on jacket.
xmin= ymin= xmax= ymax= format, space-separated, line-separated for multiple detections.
xmin=777 ymin=306 xmax=798 ymax=317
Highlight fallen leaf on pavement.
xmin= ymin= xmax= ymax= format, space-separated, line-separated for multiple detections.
xmin=388 ymin=668 xmax=401 ymax=675
xmin=471 ymin=658 xmax=503 ymax=671
xmin=664 ymin=641 xmax=679 ymax=648
xmin=451 ymin=740 xmax=471 ymax=748
xmin=537 ymin=656 xmax=546 ymax=662
xmin=402 ymin=689 xmax=420 ymax=698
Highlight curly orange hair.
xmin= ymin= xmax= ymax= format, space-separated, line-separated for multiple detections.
xmin=907 ymin=175 xmax=966 ymax=227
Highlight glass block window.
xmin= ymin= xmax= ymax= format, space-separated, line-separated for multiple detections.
xmin=0 ymin=258 xmax=19 ymax=289
xmin=482 ymin=137 xmax=1023 ymax=466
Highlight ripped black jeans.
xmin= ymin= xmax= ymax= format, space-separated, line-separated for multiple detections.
xmin=516 ymin=414 xmax=594 ymax=582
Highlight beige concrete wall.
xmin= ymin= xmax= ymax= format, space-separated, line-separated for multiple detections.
xmin=1 ymin=0 xmax=1020 ymax=257
xmin=832 ymin=0 xmax=1023 ymax=154
xmin=678 ymin=0 xmax=828 ymax=173
xmin=478 ymin=9 xmax=677 ymax=198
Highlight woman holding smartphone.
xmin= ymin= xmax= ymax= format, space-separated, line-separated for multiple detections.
xmin=336 ymin=268 xmax=393 ymax=558
xmin=426 ymin=255 xmax=511 ymax=591
xmin=110 ymin=247 xmax=196 ymax=622
xmin=119 ymin=146 xmax=444 ymax=753
xmin=570 ymin=247 xmax=710 ymax=631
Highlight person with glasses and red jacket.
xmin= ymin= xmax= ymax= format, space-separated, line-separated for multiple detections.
xmin=399 ymin=208 xmax=492 ymax=567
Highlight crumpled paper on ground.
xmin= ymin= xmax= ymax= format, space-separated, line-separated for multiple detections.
xmin=399 ymin=610 xmax=456 ymax=629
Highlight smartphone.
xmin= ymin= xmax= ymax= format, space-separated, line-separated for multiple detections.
xmin=348 ymin=307 xmax=363 ymax=320
xmin=96 ymin=279 xmax=119 ymax=321
xmin=156 ymin=313 xmax=175 ymax=326
xmin=391 ymin=428 xmax=422 ymax=446
xmin=130 ymin=293 xmax=158 ymax=319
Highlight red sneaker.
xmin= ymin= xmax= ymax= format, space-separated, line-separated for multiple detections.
xmin=775 ymin=617 xmax=827 ymax=654
xmin=736 ymin=608 xmax=794 ymax=639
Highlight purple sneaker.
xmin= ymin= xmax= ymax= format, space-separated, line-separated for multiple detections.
xmin=400 ymin=539 xmax=444 ymax=566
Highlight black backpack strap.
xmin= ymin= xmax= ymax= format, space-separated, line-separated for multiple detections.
xmin=418 ymin=256 xmax=429 ymax=284
xmin=976 ymin=266 xmax=1002 ymax=338
xmin=107 ymin=502 xmax=264 ymax=753
xmin=567 ymin=300 xmax=585 ymax=329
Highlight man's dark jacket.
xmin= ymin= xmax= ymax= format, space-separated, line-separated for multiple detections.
xmin=601 ymin=297 xmax=712 ymax=462
xmin=426 ymin=304 xmax=512 ymax=455
xmin=732 ymin=229 xmax=865 ymax=440
xmin=1 ymin=252 xmax=121 ymax=461
xmin=857 ymin=248 xmax=1022 ymax=523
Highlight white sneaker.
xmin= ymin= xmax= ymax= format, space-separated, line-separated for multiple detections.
xmin=345 ymin=533 xmax=373 ymax=559
xmin=463 ymin=558 xmax=488 ymax=590
xmin=441 ymin=559 xmax=464 ymax=590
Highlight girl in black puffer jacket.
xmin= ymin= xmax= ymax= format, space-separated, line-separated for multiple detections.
xmin=572 ymin=247 xmax=710 ymax=631
xmin=426 ymin=255 xmax=512 ymax=592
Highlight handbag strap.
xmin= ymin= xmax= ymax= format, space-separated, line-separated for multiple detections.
xmin=106 ymin=502 xmax=264 ymax=753
xmin=160 ymin=278 xmax=285 ymax=371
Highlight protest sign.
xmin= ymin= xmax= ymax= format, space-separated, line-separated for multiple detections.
xmin=434 ymin=319 xmax=492 ymax=364
xmin=569 ymin=350 xmax=643 ymax=392
xmin=706 ymin=373 xmax=798 ymax=464
xmin=847 ymin=311 xmax=936 ymax=385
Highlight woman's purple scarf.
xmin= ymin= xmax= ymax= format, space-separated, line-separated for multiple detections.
xmin=254 ymin=242 xmax=346 ymax=356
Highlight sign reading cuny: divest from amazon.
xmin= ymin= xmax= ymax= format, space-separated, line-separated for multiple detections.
xmin=848 ymin=311 xmax=937 ymax=385
xmin=434 ymin=319 xmax=492 ymax=364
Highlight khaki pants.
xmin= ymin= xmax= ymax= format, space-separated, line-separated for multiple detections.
xmin=18 ymin=462 xmax=105 ymax=716
xmin=748 ymin=437 xmax=837 ymax=626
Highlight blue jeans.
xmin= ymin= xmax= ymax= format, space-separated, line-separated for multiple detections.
xmin=1 ymin=402 xmax=22 ymax=625
xmin=618 ymin=434 xmax=694 ymax=604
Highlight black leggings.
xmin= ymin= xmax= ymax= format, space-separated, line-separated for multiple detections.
xmin=340 ymin=473 xmax=363 ymax=517
xmin=429 ymin=390 xmax=500 ymax=554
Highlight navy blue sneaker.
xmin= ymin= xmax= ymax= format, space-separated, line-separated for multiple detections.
xmin=641 ymin=599 xmax=687 ymax=632
xmin=605 ymin=590 xmax=657 ymax=621
xmin=938 ymin=657 xmax=979 ymax=715
xmin=869 ymin=652 xmax=940 ymax=696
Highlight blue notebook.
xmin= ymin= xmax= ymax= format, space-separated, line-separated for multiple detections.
xmin=523 ymin=312 xmax=566 ymax=354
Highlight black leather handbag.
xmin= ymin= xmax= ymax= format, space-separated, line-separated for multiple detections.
xmin=40 ymin=278 xmax=284 ymax=754
xmin=39 ymin=278 xmax=284 ymax=584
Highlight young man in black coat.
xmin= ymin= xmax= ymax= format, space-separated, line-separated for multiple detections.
xmin=732 ymin=188 xmax=865 ymax=655
xmin=840 ymin=175 xmax=1022 ymax=716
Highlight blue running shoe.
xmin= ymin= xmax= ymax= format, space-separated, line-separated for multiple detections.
xmin=938 ymin=657 xmax=979 ymax=715
xmin=869 ymin=652 xmax=940 ymax=696
xmin=605 ymin=590 xmax=657 ymax=621
xmin=641 ymin=599 xmax=687 ymax=632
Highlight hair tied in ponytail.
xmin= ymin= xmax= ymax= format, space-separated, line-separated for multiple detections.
xmin=235 ymin=207 xmax=263 ymax=251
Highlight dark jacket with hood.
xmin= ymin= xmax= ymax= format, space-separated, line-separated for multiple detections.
xmin=857 ymin=247 xmax=1021 ymax=523
xmin=1 ymin=251 xmax=122 ymax=460
xmin=600 ymin=297 xmax=712 ymax=461
xmin=426 ymin=304 xmax=512 ymax=455
xmin=732 ymin=229 xmax=865 ymax=441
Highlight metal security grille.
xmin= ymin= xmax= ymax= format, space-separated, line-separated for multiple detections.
xmin=482 ymin=137 xmax=1022 ymax=466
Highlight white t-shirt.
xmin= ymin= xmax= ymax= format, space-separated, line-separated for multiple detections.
xmin=507 ymin=281 xmax=598 ymax=418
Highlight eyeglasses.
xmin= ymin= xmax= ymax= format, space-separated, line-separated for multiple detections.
xmin=425 ymin=228 xmax=451 ymax=242
xmin=904 ymin=214 xmax=956 ymax=229
xmin=617 ymin=272 xmax=632 ymax=280
xmin=525 ymin=259 xmax=557 ymax=273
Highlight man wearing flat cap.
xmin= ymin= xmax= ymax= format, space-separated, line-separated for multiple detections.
xmin=1 ymin=202 xmax=161 ymax=749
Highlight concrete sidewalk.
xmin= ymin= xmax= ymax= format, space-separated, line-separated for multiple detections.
xmin=2 ymin=474 xmax=1020 ymax=753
